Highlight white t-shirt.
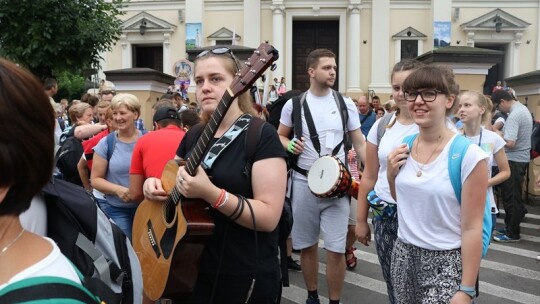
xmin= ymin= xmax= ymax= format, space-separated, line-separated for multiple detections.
xmin=280 ymin=90 xmax=361 ymax=179
xmin=366 ymin=113 xmax=418 ymax=203
xmin=365 ymin=114 xmax=458 ymax=203
xmin=462 ymin=127 xmax=506 ymax=214
xmin=395 ymin=134 xmax=488 ymax=251
xmin=0 ymin=237 xmax=81 ymax=290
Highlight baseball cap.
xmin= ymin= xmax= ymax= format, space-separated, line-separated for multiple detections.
xmin=153 ymin=106 xmax=179 ymax=123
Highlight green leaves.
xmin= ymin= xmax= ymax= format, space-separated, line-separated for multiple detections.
xmin=0 ymin=0 xmax=125 ymax=79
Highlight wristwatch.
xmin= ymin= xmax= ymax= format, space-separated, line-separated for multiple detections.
xmin=458 ymin=284 xmax=476 ymax=299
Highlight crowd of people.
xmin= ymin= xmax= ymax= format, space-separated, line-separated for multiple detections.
xmin=1 ymin=46 xmax=538 ymax=304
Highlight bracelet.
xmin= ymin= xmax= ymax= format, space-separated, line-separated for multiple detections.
xmin=212 ymin=189 xmax=225 ymax=208
xmin=228 ymin=194 xmax=242 ymax=219
xmin=287 ymin=140 xmax=295 ymax=153
xmin=230 ymin=195 xmax=246 ymax=221
xmin=458 ymin=284 xmax=476 ymax=299
xmin=215 ymin=191 xmax=230 ymax=209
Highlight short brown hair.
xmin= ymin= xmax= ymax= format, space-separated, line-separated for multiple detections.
xmin=306 ymin=48 xmax=336 ymax=71
xmin=0 ymin=58 xmax=55 ymax=215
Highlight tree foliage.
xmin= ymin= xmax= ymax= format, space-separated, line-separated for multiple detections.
xmin=0 ymin=0 xmax=124 ymax=80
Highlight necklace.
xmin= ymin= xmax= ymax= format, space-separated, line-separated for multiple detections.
xmin=415 ymin=134 xmax=445 ymax=177
xmin=0 ymin=229 xmax=25 ymax=257
xmin=464 ymin=128 xmax=483 ymax=147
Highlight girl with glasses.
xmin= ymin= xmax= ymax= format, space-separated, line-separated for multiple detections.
xmin=143 ymin=48 xmax=287 ymax=303
xmin=387 ymin=66 xmax=488 ymax=303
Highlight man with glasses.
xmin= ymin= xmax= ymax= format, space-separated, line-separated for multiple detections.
xmin=490 ymin=89 xmax=532 ymax=243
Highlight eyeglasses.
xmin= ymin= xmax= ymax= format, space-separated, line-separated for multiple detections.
xmin=404 ymin=89 xmax=443 ymax=102
xmin=196 ymin=47 xmax=240 ymax=72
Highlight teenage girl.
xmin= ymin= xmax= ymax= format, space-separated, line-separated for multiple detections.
xmin=457 ymin=91 xmax=510 ymax=231
xmin=355 ymin=59 xmax=424 ymax=303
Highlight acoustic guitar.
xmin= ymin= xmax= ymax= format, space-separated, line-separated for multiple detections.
xmin=132 ymin=42 xmax=279 ymax=301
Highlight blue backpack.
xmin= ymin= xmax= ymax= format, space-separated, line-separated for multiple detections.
xmin=402 ymin=134 xmax=492 ymax=257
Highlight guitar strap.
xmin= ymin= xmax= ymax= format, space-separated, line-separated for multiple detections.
xmin=202 ymin=113 xmax=252 ymax=169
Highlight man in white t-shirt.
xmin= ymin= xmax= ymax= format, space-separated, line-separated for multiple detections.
xmin=277 ymin=49 xmax=366 ymax=304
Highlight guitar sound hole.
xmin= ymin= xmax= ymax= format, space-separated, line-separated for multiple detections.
xmin=164 ymin=202 xmax=176 ymax=223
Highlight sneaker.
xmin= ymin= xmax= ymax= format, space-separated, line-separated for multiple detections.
xmin=536 ymin=255 xmax=540 ymax=261
xmin=287 ymin=257 xmax=302 ymax=271
xmin=306 ymin=297 xmax=320 ymax=304
xmin=493 ymin=227 xmax=507 ymax=235
xmin=493 ymin=233 xmax=520 ymax=242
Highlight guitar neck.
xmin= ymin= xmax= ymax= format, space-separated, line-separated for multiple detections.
xmin=184 ymin=89 xmax=233 ymax=176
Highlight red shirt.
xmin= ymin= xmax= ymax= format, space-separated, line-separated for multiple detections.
xmin=82 ymin=129 xmax=110 ymax=170
xmin=130 ymin=125 xmax=185 ymax=178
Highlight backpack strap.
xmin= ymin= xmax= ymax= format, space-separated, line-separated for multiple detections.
xmin=0 ymin=276 xmax=100 ymax=303
xmin=289 ymin=93 xmax=306 ymax=173
xmin=447 ymin=135 xmax=471 ymax=203
xmin=377 ymin=113 xmax=395 ymax=146
xmin=302 ymin=99 xmax=321 ymax=155
xmin=447 ymin=135 xmax=492 ymax=257
xmin=243 ymin=116 xmax=291 ymax=289
xmin=243 ymin=116 xmax=265 ymax=180
xmin=332 ymin=90 xmax=351 ymax=152
xmin=106 ymin=131 xmax=116 ymax=162
xmin=360 ymin=109 xmax=373 ymax=124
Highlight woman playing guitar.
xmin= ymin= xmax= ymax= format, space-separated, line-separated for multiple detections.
xmin=142 ymin=47 xmax=287 ymax=303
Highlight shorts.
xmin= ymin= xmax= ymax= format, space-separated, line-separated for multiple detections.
xmin=290 ymin=172 xmax=349 ymax=253
xmin=348 ymin=197 xmax=357 ymax=225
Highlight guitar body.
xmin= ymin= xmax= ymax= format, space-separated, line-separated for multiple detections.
xmin=132 ymin=160 xmax=214 ymax=300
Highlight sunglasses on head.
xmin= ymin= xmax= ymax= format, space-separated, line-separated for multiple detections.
xmin=196 ymin=47 xmax=240 ymax=72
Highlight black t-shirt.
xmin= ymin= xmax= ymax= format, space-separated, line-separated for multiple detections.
xmin=176 ymin=119 xmax=286 ymax=275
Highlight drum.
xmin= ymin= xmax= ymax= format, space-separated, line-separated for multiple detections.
xmin=307 ymin=155 xmax=357 ymax=198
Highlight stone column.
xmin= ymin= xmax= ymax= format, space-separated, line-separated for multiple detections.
xmin=369 ymin=0 xmax=390 ymax=93
xmin=347 ymin=2 xmax=362 ymax=94
xmin=162 ymin=33 xmax=171 ymax=74
xmin=244 ymin=0 xmax=261 ymax=47
xmin=271 ymin=3 xmax=285 ymax=83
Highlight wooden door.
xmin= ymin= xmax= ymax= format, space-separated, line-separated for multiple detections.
xmin=292 ymin=20 xmax=339 ymax=91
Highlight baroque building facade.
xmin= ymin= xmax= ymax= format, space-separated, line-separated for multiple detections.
xmin=102 ymin=0 xmax=540 ymax=99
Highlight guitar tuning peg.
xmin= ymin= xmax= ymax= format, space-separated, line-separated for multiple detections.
xmin=271 ymin=63 xmax=277 ymax=71
xmin=261 ymin=75 xmax=266 ymax=82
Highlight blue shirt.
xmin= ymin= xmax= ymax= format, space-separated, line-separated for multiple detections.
xmin=359 ymin=110 xmax=376 ymax=137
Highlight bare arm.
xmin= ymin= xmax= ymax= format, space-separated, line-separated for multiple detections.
xmin=90 ymin=153 xmax=130 ymax=202
xmin=177 ymin=156 xmax=287 ymax=232
xmin=129 ymin=174 xmax=145 ymax=202
xmin=355 ymin=141 xmax=379 ymax=246
xmin=74 ymin=124 xmax=107 ymax=140
xmin=349 ymin=128 xmax=366 ymax=166
xmin=77 ymin=156 xmax=92 ymax=191
xmin=386 ymin=144 xmax=409 ymax=201
xmin=489 ymin=149 xmax=510 ymax=187
xmin=277 ymin=123 xmax=305 ymax=155
xmin=459 ymin=159 xmax=488 ymax=290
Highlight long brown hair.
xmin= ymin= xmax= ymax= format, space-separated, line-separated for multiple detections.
xmin=194 ymin=52 xmax=256 ymax=124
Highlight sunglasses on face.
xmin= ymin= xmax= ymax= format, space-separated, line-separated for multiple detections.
xmin=404 ymin=89 xmax=444 ymax=102
xmin=196 ymin=47 xmax=240 ymax=72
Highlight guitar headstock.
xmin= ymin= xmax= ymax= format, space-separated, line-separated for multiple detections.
xmin=229 ymin=42 xmax=279 ymax=98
